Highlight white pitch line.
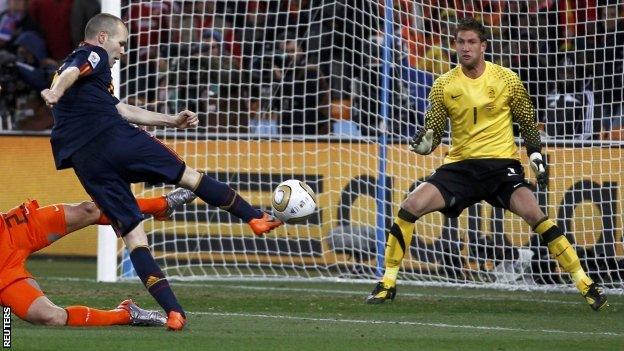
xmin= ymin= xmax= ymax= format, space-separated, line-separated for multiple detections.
xmin=43 ymin=276 xmax=590 ymax=306
xmin=172 ymin=282 xmax=584 ymax=306
xmin=190 ymin=311 xmax=623 ymax=337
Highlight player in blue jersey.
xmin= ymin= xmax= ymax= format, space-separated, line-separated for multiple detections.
xmin=40 ymin=13 xmax=282 ymax=331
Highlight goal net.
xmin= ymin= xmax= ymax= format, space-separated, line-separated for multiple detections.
xmin=107 ymin=0 xmax=624 ymax=291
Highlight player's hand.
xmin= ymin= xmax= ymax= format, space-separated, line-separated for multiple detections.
xmin=529 ymin=152 xmax=548 ymax=189
xmin=41 ymin=89 xmax=61 ymax=107
xmin=409 ymin=128 xmax=434 ymax=155
xmin=173 ymin=110 xmax=199 ymax=129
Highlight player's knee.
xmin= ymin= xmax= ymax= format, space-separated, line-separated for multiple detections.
xmin=78 ymin=201 xmax=100 ymax=222
xmin=401 ymin=195 xmax=427 ymax=217
xmin=178 ymin=166 xmax=201 ymax=189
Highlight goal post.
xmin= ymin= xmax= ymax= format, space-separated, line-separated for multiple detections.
xmin=96 ymin=0 xmax=122 ymax=283
xmin=375 ymin=0 xmax=398 ymax=277
xmin=102 ymin=0 xmax=624 ymax=292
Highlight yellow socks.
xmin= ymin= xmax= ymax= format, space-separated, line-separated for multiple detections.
xmin=547 ymin=236 xmax=593 ymax=293
xmin=534 ymin=217 xmax=592 ymax=293
xmin=382 ymin=267 xmax=400 ymax=287
xmin=382 ymin=209 xmax=418 ymax=287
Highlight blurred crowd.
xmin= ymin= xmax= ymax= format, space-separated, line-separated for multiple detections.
xmin=0 ymin=0 xmax=98 ymax=130
xmin=0 ymin=0 xmax=622 ymax=141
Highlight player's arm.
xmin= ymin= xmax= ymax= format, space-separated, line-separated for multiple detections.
xmin=116 ymin=102 xmax=199 ymax=129
xmin=409 ymin=78 xmax=448 ymax=155
xmin=509 ymin=73 xmax=547 ymax=188
xmin=41 ymin=49 xmax=103 ymax=106
xmin=40 ymin=67 xmax=80 ymax=106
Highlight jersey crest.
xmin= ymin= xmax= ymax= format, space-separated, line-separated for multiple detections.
xmin=487 ymin=86 xmax=496 ymax=100
xmin=88 ymin=51 xmax=101 ymax=68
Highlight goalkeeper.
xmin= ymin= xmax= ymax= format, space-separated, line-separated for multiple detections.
xmin=0 ymin=188 xmax=195 ymax=327
xmin=366 ymin=17 xmax=607 ymax=311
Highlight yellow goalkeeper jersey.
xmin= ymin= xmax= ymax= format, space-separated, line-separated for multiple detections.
xmin=424 ymin=61 xmax=541 ymax=164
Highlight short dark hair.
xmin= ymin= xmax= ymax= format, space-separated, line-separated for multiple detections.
xmin=455 ymin=17 xmax=488 ymax=42
xmin=84 ymin=13 xmax=125 ymax=39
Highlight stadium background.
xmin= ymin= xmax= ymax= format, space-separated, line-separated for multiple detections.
xmin=1 ymin=136 xmax=622 ymax=285
xmin=0 ymin=1 xmax=623 ymax=349
xmin=0 ymin=0 xmax=623 ymax=286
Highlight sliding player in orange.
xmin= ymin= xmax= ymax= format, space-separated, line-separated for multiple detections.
xmin=0 ymin=188 xmax=196 ymax=327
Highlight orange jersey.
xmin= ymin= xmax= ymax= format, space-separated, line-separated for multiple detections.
xmin=0 ymin=200 xmax=67 ymax=290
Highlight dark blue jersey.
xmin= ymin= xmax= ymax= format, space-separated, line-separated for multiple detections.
xmin=50 ymin=43 xmax=130 ymax=169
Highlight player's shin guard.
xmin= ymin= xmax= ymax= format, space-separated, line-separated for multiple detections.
xmin=130 ymin=246 xmax=186 ymax=318
xmin=65 ymin=306 xmax=131 ymax=326
xmin=193 ymin=174 xmax=261 ymax=222
xmin=382 ymin=208 xmax=418 ymax=287
xmin=534 ymin=217 xmax=592 ymax=292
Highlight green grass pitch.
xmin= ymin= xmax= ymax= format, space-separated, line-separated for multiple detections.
xmin=10 ymin=257 xmax=623 ymax=350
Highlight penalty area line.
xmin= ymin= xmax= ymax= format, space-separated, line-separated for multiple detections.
xmin=174 ymin=282 xmax=585 ymax=306
xmin=43 ymin=276 xmax=590 ymax=306
xmin=190 ymin=311 xmax=623 ymax=337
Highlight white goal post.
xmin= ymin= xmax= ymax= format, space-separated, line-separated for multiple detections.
xmin=97 ymin=0 xmax=122 ymax=283
xmin=98 ymin=0 xmax=624 ymax=292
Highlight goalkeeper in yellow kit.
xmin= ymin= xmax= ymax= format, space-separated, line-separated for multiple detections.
xmin=366 ymin=17 xmax=607 ymax=310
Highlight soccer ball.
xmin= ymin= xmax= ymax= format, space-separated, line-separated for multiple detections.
xmin=271 ymin=179 xmax=317 ymax=224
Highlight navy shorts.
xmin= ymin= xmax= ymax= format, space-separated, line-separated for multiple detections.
xmin=426 ymin=159 xmax=531 ymax=218
xmin=70 ymin=124 xmax=186 ymax=235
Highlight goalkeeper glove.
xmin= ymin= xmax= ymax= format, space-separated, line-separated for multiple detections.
xmin=409 ymin=128 xmax=434 ymax=155
xmin=529 ymin=152 xmax=548 ymax=189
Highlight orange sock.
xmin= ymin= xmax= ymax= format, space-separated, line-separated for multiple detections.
xmin=136 ymin=197 xmax=168 ymax=215
xmin=96 ymin=197 xmax=168 ymax=225
xmin=97 ymin=213 xmax=111 ymax=225
xmin=65 ymin=306 xmax=131 ymax=326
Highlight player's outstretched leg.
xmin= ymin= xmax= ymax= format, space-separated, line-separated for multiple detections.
xmin=366 ymin=209 xmax=418 ymax=304
xmin=534 ymin=217 xmax=608 ymax=310
xmin=179 ymin=167 xmax=282 ymax=236
xmin=117 ymin=299 xmax=167 ymax=326
xmin=65 ymin=301 xmax=166 ymax=327
xmin=64 ymin=305 xmax=130 ymax=326
xmin=152 ymin=188 xmax=197 ymax=220
xmin=65 ymin=300 xmax=166 ymax=327
xmin=96 ymin=188 xmax=197 ymax=225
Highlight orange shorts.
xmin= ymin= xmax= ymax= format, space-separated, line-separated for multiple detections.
xmin=0 ymin=200 xmax=67 ymax=291
xmin=0 ymin=278 xmax=44 ymax=320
